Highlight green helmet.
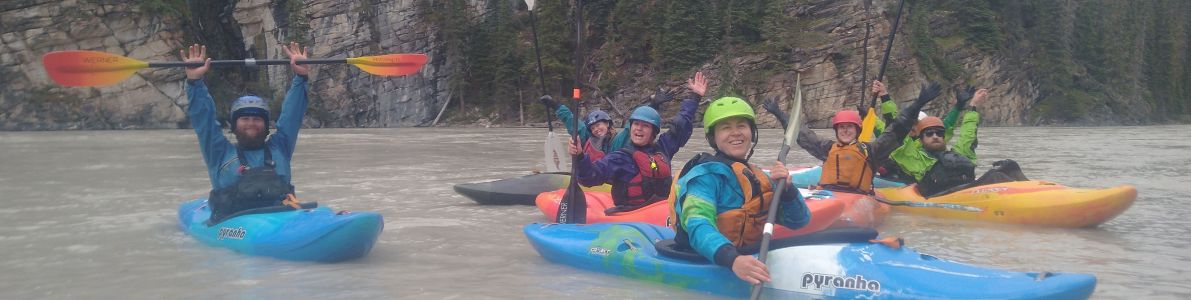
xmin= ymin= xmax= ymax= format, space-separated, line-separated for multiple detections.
xmin=703 ymin=97 xmax=759 ymax=160
xmin=703 ymin=97 xmax=756 ymax=131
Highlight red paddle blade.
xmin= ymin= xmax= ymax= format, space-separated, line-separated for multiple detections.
xmin=42 ymin=51 xmax=149 ymax=87
xmin=346 ymin=54 xmax=428 ymax=77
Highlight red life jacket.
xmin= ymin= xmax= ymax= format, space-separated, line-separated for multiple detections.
xmin=584 ymin=139 xmax=606 ymax=161
xmin=612 ymin=150 xmax=672 ymax=207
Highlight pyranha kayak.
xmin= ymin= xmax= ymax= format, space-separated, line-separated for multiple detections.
xmin=177 ymin=199 xmax=384 ymax=262
xmin=524 ymin=222 xmax=1096 ymax=299
xmin=876 ymin=181 xmax=1136 ymax=227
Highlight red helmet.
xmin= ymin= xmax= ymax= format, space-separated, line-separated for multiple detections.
xmin=831 ymin=110 xmax=862 ymax=128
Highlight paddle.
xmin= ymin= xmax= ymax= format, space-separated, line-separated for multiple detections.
xmin=556 ymin=0 xmax=586 ymax=224
xmin=525 ymin=0 xmax=567 ymax=173
xmin=859 ymin=0 xmax=905 ymax=142
xmin=871 ymin=194 xmax=983 ymax=212
xmin=41 ymin=50 xmax=428 ymax=87
xmin=749 ymin=72 xmax=805 ymax=300
xmin=857 ymin=0 xmax=871 ymax=116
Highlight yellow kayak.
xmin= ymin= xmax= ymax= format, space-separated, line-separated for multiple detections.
xmin=875 ymin=181 xmax=1136 ymax=228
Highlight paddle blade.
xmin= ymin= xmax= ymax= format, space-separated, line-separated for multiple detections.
xmin=556 ymin=179 xmax=587 ymax=224
xmin=346 ymin=54 xmax=427 ymax=77
xmin=42 ymin=51 xmax=149 ymax=87
xmin=524 ymin=0 xmax=536 ymax=10
xmin=859 ymin=108 xmax=877 ymax=142
xmin=543 ymin=132 xmax=569 ymax=173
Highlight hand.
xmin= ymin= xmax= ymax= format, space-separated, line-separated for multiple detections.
xmin=686 ymin=71 xmax=707 ymax=97
xmin=871 ymin=80 xmax=888 ymax=97
xmin=731 ymin=255 xmax=771 ymax=285
xmin=566 ymin=137 xmax=582 ymax=156
xmin=914 ymin=82 xmax=943 ymax=105
xmin=539 ymin=95 xmax=558 ymax=110
xmin=762 ymin=97 xmax=782 ymax=116
xmin=282 ymin=42 xmax=310 ymax=76
xmin=181 ymin=44 xmax=210 ymax=80
xmin=970 ymin=88 xmax=989 ymax=108
xmin=649 ymin=88 xmax=676 ymax=108
xmin=954 ymin=85 xmax=976 ymax=109
xmin=770 ymin=160 xmax=790 ymax=185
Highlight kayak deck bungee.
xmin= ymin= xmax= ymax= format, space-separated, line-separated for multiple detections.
xmin=177 ymin=198 xmax=384 ymax=262
xmin=524 ymin=222 xmax=1097 ymax=299
xmin=534 ymin=189 xmax=845 ymax=238
xmin=453 ymin=173 xmax=610 ymax=205
xmin=876 ymin=180 xmax=1137 ymax=227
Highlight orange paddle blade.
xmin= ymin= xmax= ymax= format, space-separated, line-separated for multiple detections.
xmin=859 ymin=107 xmax=877 ymax=142
xmin=42 ymin=51 xmax=149 ymax=87
xmin=346 ymin=54 xmax=427 ymax=77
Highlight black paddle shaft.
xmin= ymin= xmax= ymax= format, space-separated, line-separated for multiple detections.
xmin=527 ymin=10 xmax=555 ymax=131
xmin=150 ymin=58 xmax=348 ymax=68
xmin=557 ymin=0 xmax=587 ymax=224
xmin=749 ymin=144 xmax=792 ymax=300
xmin=871 ymin=0 xmax=906 ymax=106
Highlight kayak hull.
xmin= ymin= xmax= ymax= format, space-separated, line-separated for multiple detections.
xmin=454 ymin=173 xmax=610 ymax=205
xmin=535 ymin=189 xmax=844 ymax=238
xmin=177 ymin=199 xmax=384 ymax=262
xmin=876 ymin=181 xmax=1137 ymax=227
xmin=807 ymin=190 xmax=891 ymax=229
xmin=524 ymin=222 xmax=1096 ymax=299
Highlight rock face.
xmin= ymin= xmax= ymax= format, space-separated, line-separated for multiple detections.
xmin=1 ymin=1 xmax=190 ymax=130
xmin=1 ymin=0 xmax=459 ymax=130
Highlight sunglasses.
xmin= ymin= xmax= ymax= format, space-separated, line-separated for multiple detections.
xmin=921 ymin=128 xmax=946 ymax=138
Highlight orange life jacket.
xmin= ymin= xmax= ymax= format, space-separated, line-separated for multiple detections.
xmin=716 ymin=162 xmax=774 ymax=248
xmin=670 ymin=153 xmax=774 ymax=249
xmin=820 ymin=142 xmax=873 ymax=193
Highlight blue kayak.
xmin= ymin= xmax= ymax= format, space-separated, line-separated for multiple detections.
xmin=524 ymin=222 xmax=1096 ymax=299
xmin=177 ymin=199 xmax=384 ymax=262
xmin=791 ymin=166 xmax=906 ymax=189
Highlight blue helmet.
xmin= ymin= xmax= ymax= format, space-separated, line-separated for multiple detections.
xmin=230 ymin=95 xmax=269 ymax=130
xmin=628 ymin=106 xmax=662 ymax=130
xmin=585 ymin=110 xmax=612 ymax=126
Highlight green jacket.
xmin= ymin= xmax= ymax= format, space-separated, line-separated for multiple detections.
xmin=890 ymin=109 xmax=980 ymax=182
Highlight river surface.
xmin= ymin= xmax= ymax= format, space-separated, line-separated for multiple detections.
xmin=1 ymin=126 xmax=1189 ymax=299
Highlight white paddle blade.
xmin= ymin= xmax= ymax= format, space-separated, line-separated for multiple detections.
xmin=524 ymin=0 xmax=536 ymax=10
xmin=544 ymin=132 xmax=570 ymax=172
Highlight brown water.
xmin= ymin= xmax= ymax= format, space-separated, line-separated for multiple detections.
xmin=0 ymin=126 xmax=1188 ymax=299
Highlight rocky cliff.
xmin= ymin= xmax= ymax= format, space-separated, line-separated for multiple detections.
xmin=2 ymin=0 xmax=1186 ymax=130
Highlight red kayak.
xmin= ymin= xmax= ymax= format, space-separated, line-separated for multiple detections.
xmin=535 ymin=189 xmax=843 ymax=238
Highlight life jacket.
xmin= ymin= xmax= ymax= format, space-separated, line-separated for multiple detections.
xmin=206 ymin=146 xmax=295 ymax=225
xmin=672 ymin=153 xmax=774 ymax=250
xmin=610 ymin=148 xmax=672 ymax=207
xmin=584 ymin=138 xmax=607 ymax=161
xmin=916 ymin=151 xmax=976 ymax=197
xmin=819 ymin=142 xmax=874 ymax=193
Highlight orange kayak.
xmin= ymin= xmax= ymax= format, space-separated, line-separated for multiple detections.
xmin=801 ymin=189 xmax=891 ymax=229
xmin=875 ymin=180 xmax=1137 ymax=227
xmin=534 ymin=189 xmax=844 ymax=238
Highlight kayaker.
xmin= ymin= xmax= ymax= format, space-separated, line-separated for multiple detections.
xmin=541 ymin=88 xmax=678 ymax=161
xmin=183 ymin=42 xmax=310 ymax=224
xmin=895 ymin=88 xmax=1030 ymax=197
xmin=671 ymin=97 xmax=811 ymax=285
xmin=566 ymin=72 xmax=705 ymax=213
xmin=795 ymin=82 xmax=942 ymax=194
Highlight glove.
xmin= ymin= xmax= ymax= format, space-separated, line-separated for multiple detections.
xmin=954 ymin=86 xmax=975 ymax=111
xmin=648 ymin=88 xmax=675 ymax=109
xmin=763 ymin=97 xmax=790 ymax=129
xmin=539 ymin=95 xmax=558 ymax=110
xmin=913 ymin=82 xmax=943 ymax=107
